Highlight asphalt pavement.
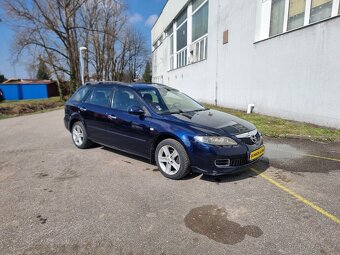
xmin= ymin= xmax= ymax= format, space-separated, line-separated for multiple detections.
xmin=0 ymin=110 xmax=339 ymax=255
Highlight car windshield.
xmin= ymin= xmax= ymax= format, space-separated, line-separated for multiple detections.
xmin=137 ymin=87 xmax=206 ymax=115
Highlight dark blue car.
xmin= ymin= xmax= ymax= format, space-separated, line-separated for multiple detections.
xmin=64 ymin=82 xmax=264 ymax=180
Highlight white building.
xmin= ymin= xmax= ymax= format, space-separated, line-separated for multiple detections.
xmin=151 ymin=0 xmax=340 ymax=129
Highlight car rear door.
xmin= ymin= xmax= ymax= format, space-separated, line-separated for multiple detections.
xmin=105 ymin=86 xmax=152 ymax=158
xmin=80 ymin=86 xmax=114 ymax=143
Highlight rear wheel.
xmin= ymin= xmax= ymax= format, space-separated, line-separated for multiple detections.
xmin=71 ymin=121 xmax=92 ymax=149
xmin=155 ymin=139 xmax=191 ymax=180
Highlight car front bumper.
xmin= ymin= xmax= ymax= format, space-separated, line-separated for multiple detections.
xmin=189 ymin=140 xmax=264 ymax=176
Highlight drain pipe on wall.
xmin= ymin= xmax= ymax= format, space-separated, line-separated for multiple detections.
xmin=214 ymin=0 xmax=221 ymax=106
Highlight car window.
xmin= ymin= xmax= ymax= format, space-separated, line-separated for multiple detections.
xmin=138 ymin=89 xmax=167 ymax=113
xmin=112 ymin=87 xmax=142 ymax=111
xmin=136 ymin=87 xmax=204 ymax=114
xmin=84 ymin=87 xmax=113 ymax=107
xmin=70 ymin=86 xmax=91 ymax=102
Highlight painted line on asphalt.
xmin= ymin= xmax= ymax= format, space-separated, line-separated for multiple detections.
xmin=251 ymin=168 xmax=340 ymax=224
xmin=269 ymin=148 xmax=340 ymax=163
xmin=303 ymin=153 xmax=340 ymax=163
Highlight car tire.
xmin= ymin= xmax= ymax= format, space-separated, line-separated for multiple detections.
xmin=155 ymin=138 xmax=191 ymax=180
xmin=71 ymin=121 xmax=92 ymax=149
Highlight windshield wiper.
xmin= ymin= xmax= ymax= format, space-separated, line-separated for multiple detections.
xmin=183 ymin=108 xmax=208 ymax=113
xmin=169 ymin=108 xmax=207 ymax=115
xmin=170 ymin=110 xmax=184 ymax=114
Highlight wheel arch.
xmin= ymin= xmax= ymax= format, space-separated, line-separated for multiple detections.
xmin=69 ymin=113 xmax=85 ymax=131
xmin=150 ymin=132 xmax=191 ymax=163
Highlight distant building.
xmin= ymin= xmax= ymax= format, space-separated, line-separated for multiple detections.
xmin=151 ymin=0 xmax=340 ymax=128
xmin=0 ymin=79 xmax=59 ymax=100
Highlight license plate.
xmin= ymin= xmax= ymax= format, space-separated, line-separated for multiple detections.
xmin=249 ymin=146 xmax=265 ymax=161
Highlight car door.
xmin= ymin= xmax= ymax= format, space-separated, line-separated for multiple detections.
xmin=80 ymin=86 xmax=114 ymax=143
xmin=105 ymin=86 xmax=152 ymax=157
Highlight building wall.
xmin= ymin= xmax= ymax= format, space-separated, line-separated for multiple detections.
xmin=152 ymin=0 xmax=340 ymax=129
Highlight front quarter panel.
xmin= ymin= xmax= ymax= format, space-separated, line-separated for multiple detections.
xmin=148 ymin=117 xmax=206 ymax=158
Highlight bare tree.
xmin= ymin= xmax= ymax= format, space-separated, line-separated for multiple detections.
xmin=2 ymin=0 xmax=149 ymax=96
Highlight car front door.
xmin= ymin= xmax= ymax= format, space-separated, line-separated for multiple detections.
xmin=105 ymin=86 xmax=152 ymax=158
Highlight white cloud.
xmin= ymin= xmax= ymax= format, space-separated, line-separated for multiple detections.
xmin=129 ymin=13 xmax=143 ymax=24
xmin=145 ymin=14 xmax=158 ymax=27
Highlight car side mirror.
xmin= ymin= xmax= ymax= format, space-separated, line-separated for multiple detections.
xmin=128 ymin=106 xmax=145 ymax=115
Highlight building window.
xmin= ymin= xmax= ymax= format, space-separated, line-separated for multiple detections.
xmin=191 ymin=36 xmax=208 ymax=63
xmin=270 ymin=0 xmax=285 ymax=36
xmin=166 ymin=24 xmax=175 ymax=70
xmin=152 ymin=35 xmax=164 ymax=51
xmin=191 ymin=0 xmax=208 ymax=63
xmin=193 ymin=0 xmax=206 ymax=11
xmin=165 ymin=24 xmax=173 ymax=37
xmin=166 ymin=1 xmax=209 ymax=70
xmin=176 ymin=9 xmax=188 ymax=68
xmin=169 ymin=35 xmax=174 ymax=70
xmin=177 ymin=22 xmax=187 ymax=51
xmin=267 ymin=0 xmax=339 ymax=39
xmin=310 ymin=0 xmax=333 ymax=23
xmin=288 ymin=0 xmax=306 ymax=30
xmin=192 ymin=1 xmax=208 ymax=42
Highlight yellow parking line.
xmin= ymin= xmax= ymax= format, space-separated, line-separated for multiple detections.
xmin=270 ymin=148 xmax=340 ymax=163
xmin=303 ymin=154 xmax=340 ymax=163
xmin=251 ymin=168 xmax=340 ymax=224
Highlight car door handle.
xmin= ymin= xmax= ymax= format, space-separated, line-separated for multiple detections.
xmin=79 ymin=107 xmax=87 ymax=112
xmin=107 ymin=114 xmax=117 ymax=120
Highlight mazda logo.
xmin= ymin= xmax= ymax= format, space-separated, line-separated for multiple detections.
xmin=250 ymin=135 xmax=257 ymax=144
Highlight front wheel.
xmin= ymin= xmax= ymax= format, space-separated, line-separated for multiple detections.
xmin=155 ymin=139 xmax=191 ymax=180
xmin=71 ymin=121 xmax=92 ymax=149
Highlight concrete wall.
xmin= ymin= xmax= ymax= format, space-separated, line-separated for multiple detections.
xmin=152 ymin=0 xmax=340 ymax=129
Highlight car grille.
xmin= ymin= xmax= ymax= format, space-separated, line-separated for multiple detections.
xmin=239 ymin=132 xmax=261 ymax=145
xmin=229 ymin=157 xmax=248 ymax=167
xmin=215 ymin=157 xmax=248 ymax=168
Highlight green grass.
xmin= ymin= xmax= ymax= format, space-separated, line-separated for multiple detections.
xmin=0 ymin=97 xmax=64 ymax=119
xmin=0 ymin=97 xmax=61 ymax=107
xmin=204 ymin=104 xmax=340 ymax=142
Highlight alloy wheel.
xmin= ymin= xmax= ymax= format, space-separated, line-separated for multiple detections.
xmin=72 ymin=125 xmax=84 ymax=146
xmin=157 ymin=145 xmax=181 ymax=175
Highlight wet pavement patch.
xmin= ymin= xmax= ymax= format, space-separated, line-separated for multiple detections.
xmin=265 ymin=140 xmax=340 ymax=173
xmin=184 ymin=205 xmax=263 ymax=245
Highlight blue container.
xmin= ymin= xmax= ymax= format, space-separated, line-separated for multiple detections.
xmin=0 ymin=82 xmax=58 ymax=100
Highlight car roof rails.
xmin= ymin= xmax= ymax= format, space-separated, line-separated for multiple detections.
xmin=84 ymin=81 xmax=131 ymax=86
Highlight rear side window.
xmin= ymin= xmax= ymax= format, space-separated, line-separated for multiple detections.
xmin=70 ymin=86 xmax=91 ymax=102
xmin=85 ymin=87 xmax=113 ymax=107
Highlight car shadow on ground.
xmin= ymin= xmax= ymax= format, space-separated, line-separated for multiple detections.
xmin=199 ymin=157 xmax=270 ymax=183
xmin=94 ymin=144 xmax=270 ymax=182
xmin=99 ymin=146 xmax=153 ymax=164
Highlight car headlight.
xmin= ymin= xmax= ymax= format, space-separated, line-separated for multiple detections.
xmin=194 ymin=136 xmax=238 ymax=146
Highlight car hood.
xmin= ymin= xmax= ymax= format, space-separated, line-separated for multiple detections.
xmin=170 ymin=109 xmax=256 ymax=136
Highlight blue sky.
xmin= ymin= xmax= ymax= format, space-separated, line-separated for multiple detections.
xmin=0 ymin=0 xmax=166 ymax=78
